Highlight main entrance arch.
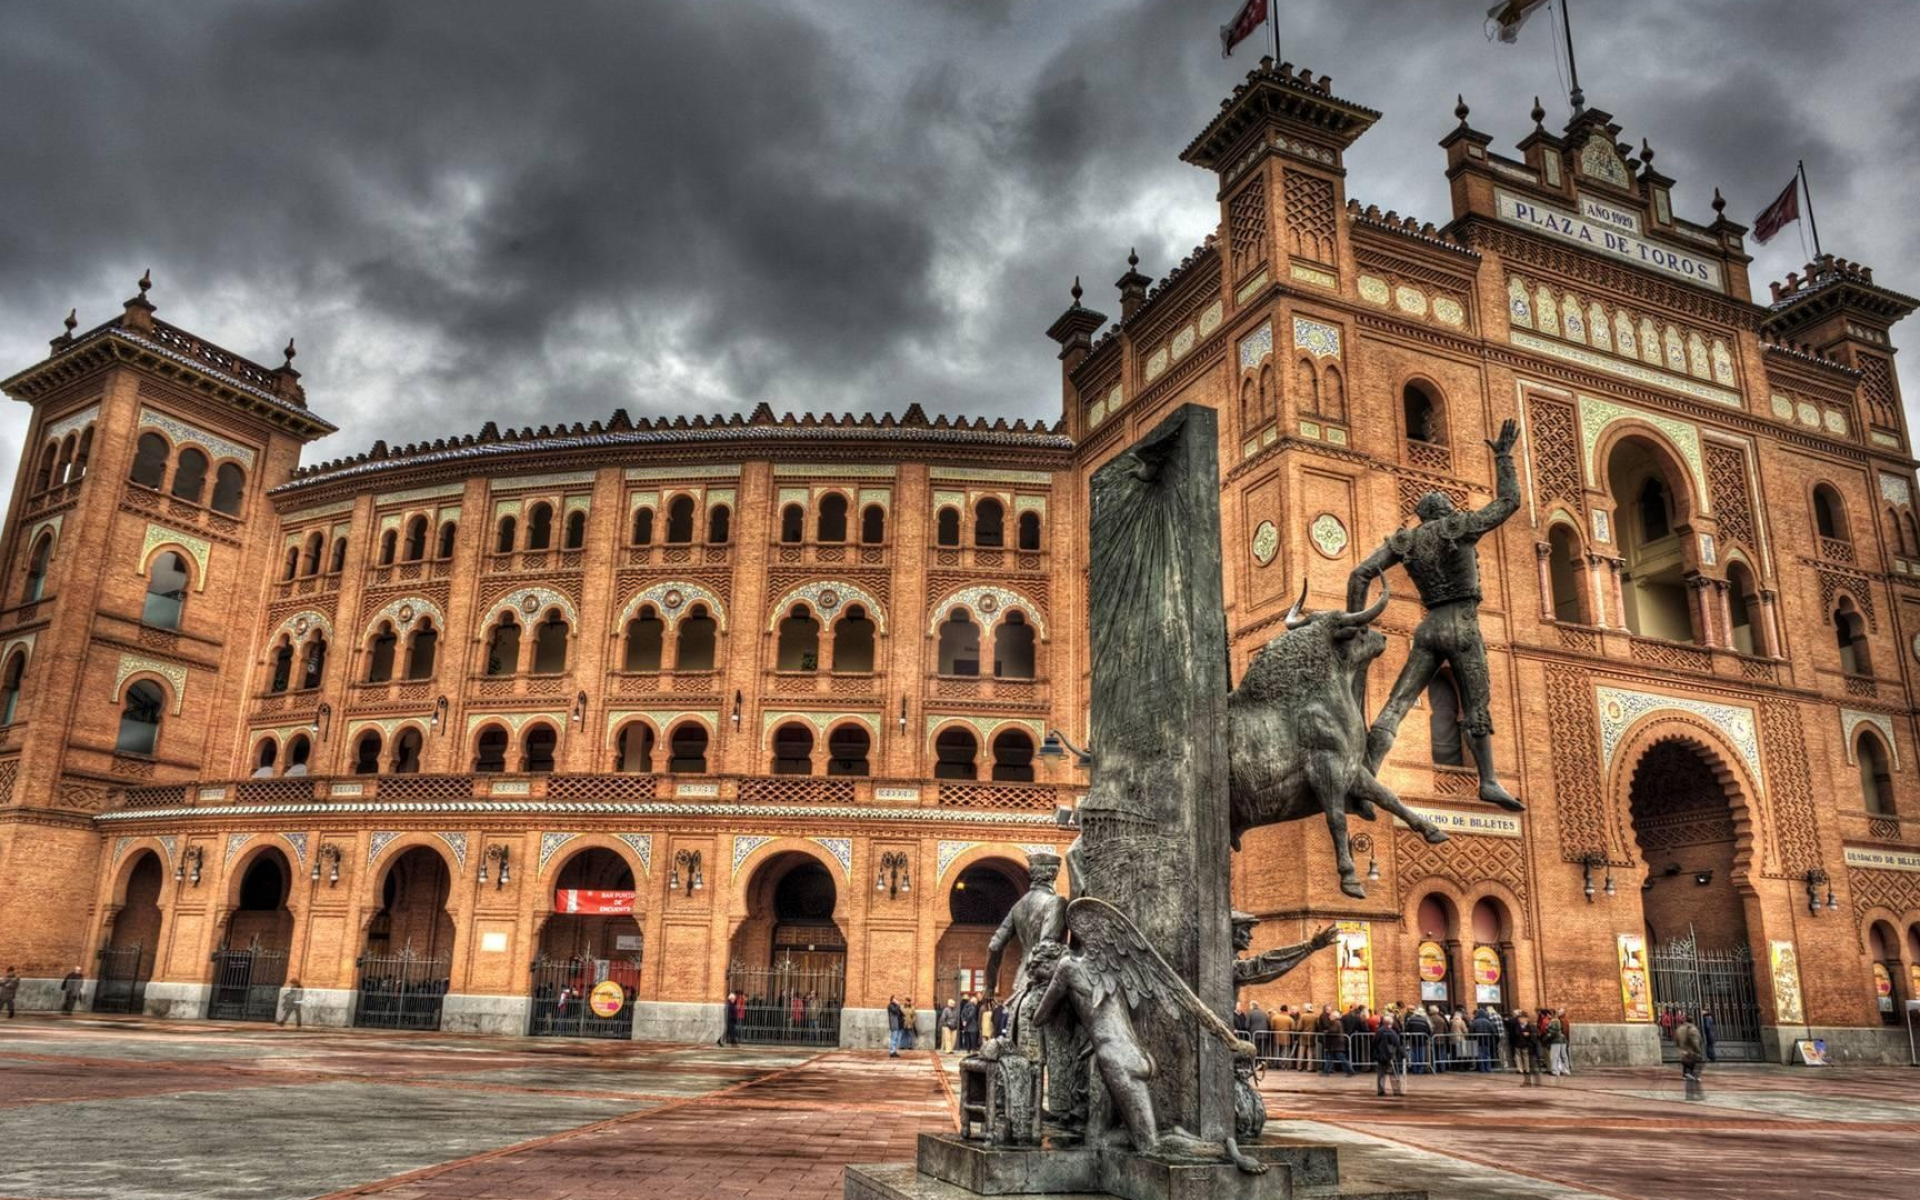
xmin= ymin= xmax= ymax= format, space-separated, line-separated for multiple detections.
xmin=727 ymin=851 xmax=845 ymax=1044
xmin=354 ymin=845 xmax=455 ymax=1030
xmin=209 ymin=848 xmax=293 ymax=1021
xmin=1626 ymin=735 xmax=1763 ymax=1060
xmin=934 ymin=857 xmax=1027 ymax=1014
xmin=531 ymin=846 xmax=644 ymax=1039
xmin=96 ymin=850 xmax=165 ymax=1013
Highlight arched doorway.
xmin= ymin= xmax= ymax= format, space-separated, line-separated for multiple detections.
xmin=531 ymin=847 xmax=645 ymax=1039
xmin=209 ymin=849 xmax=293 ymax=1021
xmin=726 ymin=852 xmax=845 ymax=1045
xmin=933 ymin=858 xmax=1027 ymax=1014
xmin=1468 ymin=898 xmax=1513 ymax=1013
xmin=1628 ymin=738 xmax=1762 ymax=1059
xmin=353 ymin=846 xmax=455 ymax=1030
xmin=96 ymin=851 xmax=164 ymax=1013
xmin=1412 ymin=893 xmax=1461 ymax=1011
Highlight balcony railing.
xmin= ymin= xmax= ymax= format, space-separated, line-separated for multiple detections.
xmin=623 ymin=542 xmax=734 ymax=569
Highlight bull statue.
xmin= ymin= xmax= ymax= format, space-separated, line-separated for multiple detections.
xmin=1228 ymin=578 xmax=1449 ymax=897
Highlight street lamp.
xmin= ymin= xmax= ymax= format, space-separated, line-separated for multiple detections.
xmin=175 ymin=846 xmax=203 ymax=888
xmin=1803 ymin=868 xmax=1836 ymax=916
xmin=478 ymin=844 xmax=510 ymax=888
xmin=309 ymin=701 xmax=333 ymax=742
xmin=1580 ymin=853 xmax=1615 ymax=903
xmin=876 ymin=851 xmax=911 ymax=898
xmin=1039 ymin=729 xmax=1092 ymax=769
xmin=311 ymin=843 xmax=343 ymax=887
xmin=670 ymin=849 xmax=703 ymax=894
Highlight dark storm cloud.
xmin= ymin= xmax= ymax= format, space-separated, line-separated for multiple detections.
xmin=0 ymin=0 xmax=1913 ymax=505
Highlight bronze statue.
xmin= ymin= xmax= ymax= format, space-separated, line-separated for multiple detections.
xmin=1347 ymin=417 xmax=1524 ymax=812
xmin=1229 ymin=913 xmax=1337 ymax=1141
xmin=1229 ymin=579 xmax=1450 ymax=898
xmin=983 ymin=851 xmax=1068 ymax=999
xmin=982 ymin=850 xmax=1079 ymax=1129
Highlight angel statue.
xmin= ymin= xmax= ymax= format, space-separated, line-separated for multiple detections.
xmin=1030 ymin=898 xmax=1267 ymax=1175
xmin=1229 ymin=913 xmax=1338 ymax=1141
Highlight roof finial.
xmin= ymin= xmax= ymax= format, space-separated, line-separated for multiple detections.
xmin=1127 ymin=247 xmax=1139 ymax=270
xmin=1711 ymin=187 xmax=1726 ymax=215
xmin=1639 ymin=138 xmax=1655 ymax=166
xmin=1530 ymin=96 xmax=1545 ymax=128
xmin=283 ymin=337 xmax=297 ymax=366
xmin=1454 ymin=94 xmax=1470 ymax=126
xmin=63 ymin=308 xmax=77 ymax=335
xmin=1070 ymin=276 xmax=1083 ymax=304
xmin=138 ymin=268 xmax=151 ymax=296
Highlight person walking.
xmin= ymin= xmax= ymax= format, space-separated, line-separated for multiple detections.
xmin=1512 ymin=1010 xmax=1540 ymax=1086
xmin=886 ymin=994 xmax=904 ymax=1057
xmin=939 ymin=998 xmax=959 ymax=1053
xmin=719 ymin=991 xmax=736 ymax=1047
xmin=1374 ymin=1014 xmax=1405 ymax=1097
xmin=900 ymin=997 xmax=918 ymax=1051
xmin=277 ymin=978 xmax=304 ymax=1028
xmin=0 ymin=967 xmax=18 ymax=1019
xmin=1674 ymin=1012 xmax=1706 ymax=1100
xmin=1271 ymin=1005 xmax=1295 ymax=1069
xmin=1403 ymin=1003 xmax=1431 ymax=1073
xmin=1700 ymin=1006 xmax=1717 ymax=1064
xmin=59 ymin=966 xmax=84 ymax=1015
xmin=1546 ymin=1009 xmax=1569 ymax=1077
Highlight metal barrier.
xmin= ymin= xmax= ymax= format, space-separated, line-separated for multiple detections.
xmin=208 ymin=941 xmax=288 ymax=1022
xmin=529 ymin=954 xmax=641 ymax=1039
xmin=92 ymin=943 xmax=147 ymax=1014
xmin=352 ymin=949 xmax=450 ymax=1031
xmin=1252 ymin=1030 xmax=1511 ymax=1074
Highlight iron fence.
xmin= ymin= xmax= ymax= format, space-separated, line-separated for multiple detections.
xmin=92 ymin=943 xmax=147 ymax=1014
xmin=1649 ymin=932 xmax=1762 ymax=1061
xmin=724 ymin=959 xmax=845 ymax=1045
xmin=529 ymin=955 xmax=641 ymax=1039
xmin=208 ymin=941 xmax=289 ymax=1022
xmin=352 ymin=948 xmax=450 ymax=1031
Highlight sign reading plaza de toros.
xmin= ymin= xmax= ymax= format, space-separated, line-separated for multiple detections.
xmin=1495 ymin=188 xmax=1725 ymax=292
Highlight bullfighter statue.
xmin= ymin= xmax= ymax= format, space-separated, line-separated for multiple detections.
xmin=1347 ymin=417 xmax=1525 ymax=812
xmin=1229 ymin=913 xmax=1337 ymax=1141
xmin=981 ymin=850 xmax=1082 ymax=1130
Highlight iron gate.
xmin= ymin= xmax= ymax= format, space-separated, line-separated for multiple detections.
xmin=353 ymin=947 xmax=451 ymax=1031
xmin=208 ymin=940 xmax=289 ymax=1022
xmin=725 ymin=956 xmax=845 ymax=1045
xmin=529 ymin=955 xmax=641 ymax=1039
xmin=92 ymin=943 xmax=147 ymax=1014
xmin=1649 ymin=929 xmax=1763 ymax=1062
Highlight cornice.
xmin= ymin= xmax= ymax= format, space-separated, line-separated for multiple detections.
xmin=1460 ymin=219 xmax=1758 ymax=332
xmin=96 ymin=799 xmax=1064 ymax=826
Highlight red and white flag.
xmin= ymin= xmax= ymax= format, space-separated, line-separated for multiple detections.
xmin=1751 ymin=175 xmax=1801 ymax=244
xmin=1220 ymin=0 xmax=1266 ymax=58
xmin=1485 ymin=0 xmax=1549 ymax=43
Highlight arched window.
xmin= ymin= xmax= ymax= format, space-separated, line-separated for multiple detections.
xmin=1835 ymin=598 xmax=1871 ymax=676
xmin=1637 ymin=477 xmax=1672 ymax=541
xmin=366 ymin=622 xmax=398 ymax=682
xmin=771 ymin=722 xmax=814 ymax=775
xmin=1546 ymin=525 xmax=1584 ymax=622
xmin=378 ymin=528 xmax=398 ymax=566
xmin=72 ymin=428 xmax=93 ymax=479
xmin=285 ymin=733 xmax=312 ymax=774
xmin=631 ymin=507 xmax=654 ymax=546
xmin=473 ymin=725 xmax=510 ymax=773
xmin=934 ymin=727 xmax=978 ymax=780
xmin=1239 ymin=377 xmax=1259 ymax=430
xmin=55 ymin=437 xmax=76 ymax=484
xmin=678 ymin=605 xmax=717 ymax=670
xmin=817 ymin=493 xmax=849 ymax=542
xmin=1320 ymin=366 xmax=1347 ymax=423
xmin=780 ymin=503 xmax=805 ymax=544
xmin=1608 ymin=442 xmax=1694 ymax=642
xmin=116 ymin=680 xmax=165 ymax=755
xmin=486 ymin=614 xmax=521 ymax=676
xmin=403 ymin=516 xmax=428 ymax=562
xmin=1813 ymin=485 xmax=1848 ymax=543
xmin=527 ymin=503 xmax=554 ymax=550
xmin=1403 ymin=382 xmax=1444 ymax=445
xmin=253 ymin=737 xmax=278 ymax=777
xmin=142 ymin=552 xmax=190 ymax=629
xmin=624 ymin=606 xmax=665 ymax=671
xmin=22 ymin=535 xmax=52 ymax=603
xmin=667 ymin=723 xmax=708 ymax=773
xmin=708 ymin=505 xmax=731 ymax=544
xmin=861 ymin=504 xmax=886 ymax=545
xmin=1904 ymin=512 xmax=1920 ymax=561
xmin=0 ymin=652 xmax=25 ymax=725
xmin=938 ymin=609 xmax=980 ymax=676
xmin=993 ymin=611 xmax=1036 ymax=679
xmin=564 ymin=510 xmax=586 ymax=550
xmin=777 ymin=604 xmax=820 ymax=671
xmin=268 ymin=639 xmax=294 ymax=694
xmin=991 ymin=729 xmax=1035 ymax=782
xmin=303 ymin=532 xmax=326 ymax=576
xmin=1858 ymin=732 xmax=1895 ymax=815
xmin=532 ymin=610 xmax=569 ymax=673
xmin=211 ymin=463 xmax=246 ymax=514
xmin=283 ymin=547 xmax=300 ymax=582
xmin=300 ymin=635 xmax=328 ymax=690
xmin=522 ymin=724 xmax=558 ymax=773
xmin=1428 ymin=669 xmax=1465 ymax=766
xmin=405 ymin=620 xmax=438 ymax=680
xmin=665 ymin=495 xmax=695 ymax=543
xmin=1294 ymin=358 xmax=1319 ymax=415
xmin=615 ymin=723 xmax=655 ymax=772
xmin=33 ymin=442 xmax=57 ymax=492
xmin=170 ymin=448 xmax=208 ymax=502
xmin=330 ymin=538 xmax=348 ymax=574
xmin=936 ymin=508 xmax=961 ymax=547
xmin=391 ymin=727 xmax=423 ymax=773
xmin=833 ymin=605 xmax=876 ymax=672
xmin=1726 ymin=560 xmax=1760 ymax=656
xmin=827 ymin=725 xmax=870 ymax=777
xmin=974 ymin=498 xmax=1005 ymax=547
xmin=1017 ymin=511 xmax=1042 ymax=551
xmin=129 ymin=433 xmax=168 ymax=488
xmin=353 ymin=730 xmax=383 ymax=775
xmin=496 ymin=515 xmax=518 ymax=554
xmin=437 ymin=521 xmax=457 ymax=559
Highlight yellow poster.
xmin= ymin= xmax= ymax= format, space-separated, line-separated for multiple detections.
xmin=1768 ymin=940 xmax=1805 ymax=1024
xmin=1416 ymin=940 xmax=1448 ymax=982
xmin=1873 ymin=962 xmax=1894 ymax=1014
xmin=1336 ymin=920 xmax=1373 ymax=1013
xmin=1617 ymin=933 xmax=1652 ymax=1022
xmin=1909 ymin=963 xmax=1920 ymax=1005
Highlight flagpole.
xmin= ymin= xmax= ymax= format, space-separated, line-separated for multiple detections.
xmin=1269 ymin=0 xmax=1280 ymax=64
xmin=1560 ymin=0 xmax=1584 ymax=111
xmin=1798 ymin=160 xmax=1823 ymax=259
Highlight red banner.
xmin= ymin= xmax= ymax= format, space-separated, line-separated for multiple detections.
xmin=1752 ymin=176 xmax=1800 ymax=245
xmin=555 ymin=889 xmax=635 ymax=915
xmin=1219 ymin=0 xmax=1266 ymax=58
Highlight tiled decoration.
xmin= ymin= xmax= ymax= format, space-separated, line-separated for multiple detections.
xmin=1596 ymin=686 xmax=1762 ymax=789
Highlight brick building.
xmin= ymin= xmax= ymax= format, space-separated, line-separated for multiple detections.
xmin=1 ymin=62 xmax=1917 ymax=1061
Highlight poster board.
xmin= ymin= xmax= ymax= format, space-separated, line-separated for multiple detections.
xmin=1472 ymin=946 xmax=1503 ymax=1006
xmin=1336 ymin=921 xmax=1373 ymax=1013
xmin=1617 ymin=933 xmax=1652 ymax=1022
xmin=1768 ymin=940 xmax=1805 ymax=1024
xmin=1417 ymin=941 xmax=1449 ymax=1004
xmin=1793 ymin=1038 xmax=1829 ymax=1066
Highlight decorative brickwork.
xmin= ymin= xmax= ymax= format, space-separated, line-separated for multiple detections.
xmin=1284 ymin=171 xmax=1337 ymax=264
xmin=1759 ymin=699 xmax=1822 ymax=878
xmin=1228 ymin=177 xmax=1267 ymax=280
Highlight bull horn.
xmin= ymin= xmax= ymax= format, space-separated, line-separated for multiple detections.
xmin=1336 ymin=577 xmax=1391 ymax=627
xmin=1283 ymin=580 xmax=1311 ymax=630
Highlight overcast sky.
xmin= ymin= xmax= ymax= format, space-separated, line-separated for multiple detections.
xmin=1 ymin=0 xmax=1914 ymax=513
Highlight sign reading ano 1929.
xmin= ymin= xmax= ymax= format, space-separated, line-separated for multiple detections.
xmin=1495 ymin=189 xmax=1724 ymax=293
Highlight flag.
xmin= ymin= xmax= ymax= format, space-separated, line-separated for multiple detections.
xmin=1220 ymin=0 xmax=1266 ymax=58
xmin=1751 ymin=175 xmax=1801 ymax=245
xmin=1485 ymin=0 xmax=1548 ymax=43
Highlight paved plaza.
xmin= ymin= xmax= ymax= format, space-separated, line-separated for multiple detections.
xmin=0 ymin=1017 xmax=1914 ymax=1199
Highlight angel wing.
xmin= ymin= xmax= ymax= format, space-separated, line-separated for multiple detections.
xmin=1065 ymin=897 xmax=1251 ymax=1056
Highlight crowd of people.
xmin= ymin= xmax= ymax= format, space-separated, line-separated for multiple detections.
xmin=1233 ymin=999 xmax=1584 ymax=1093
xmin=718 ymin=988 xmax=842 ymax=1045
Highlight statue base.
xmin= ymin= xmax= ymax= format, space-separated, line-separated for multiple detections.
xmin=843 ymin=1134 xmax=1428 ymax=1200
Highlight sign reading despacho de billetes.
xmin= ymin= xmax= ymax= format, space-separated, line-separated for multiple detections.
xmin=1495 ymin=189 xmax=1724 ymax=293
xmin=1391 ymin=804 xmax=1522 ymax=838
xmin=1843 ymin=846 xmax=1920 ymax=872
